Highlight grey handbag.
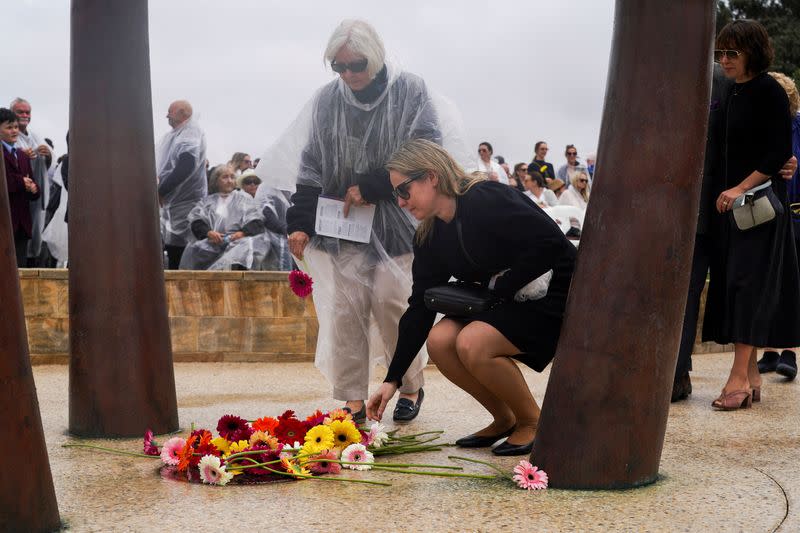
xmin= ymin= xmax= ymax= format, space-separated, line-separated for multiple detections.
xmin=730 ymin=180 xmax=784 ymax=231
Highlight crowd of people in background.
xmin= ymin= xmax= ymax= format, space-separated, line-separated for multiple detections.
xmin=1 ymin=97 xmax=597 ymax=273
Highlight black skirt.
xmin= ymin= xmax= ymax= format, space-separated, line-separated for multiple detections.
xmin=703 ymin=192 xmax=800 ymax=347
xmin=447 ymin=298 xmax=563 ymax=372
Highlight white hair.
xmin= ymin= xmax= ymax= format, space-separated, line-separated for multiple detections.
xmin=9 ymin=97 xmax=29 ymax=109
xmin=323 ymin=19 xmax=385 ymax=79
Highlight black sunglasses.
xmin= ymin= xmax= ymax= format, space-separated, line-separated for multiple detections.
xmin=714 ymin=49 xmax=741 ymax=61
xmin=566 ymin=151 xmax=578 ymax=156
xmin=392 ymin=172 xmax=426 ymax=201
xmin=331 ymin=59 xmax=368 ymax=74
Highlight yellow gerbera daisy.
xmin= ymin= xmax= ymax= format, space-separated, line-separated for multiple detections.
xmin=281 ymin=456 xmax=311 ymax=479
xmin=210 ymin=437 xmax=230 ymax=454
xmin=328 ymin=419 xmax=362 ymax=449
xmin=303 ymin=425 xmax=335 ymax=454
xmin=224 ymin=440 xmax=251 ymax=458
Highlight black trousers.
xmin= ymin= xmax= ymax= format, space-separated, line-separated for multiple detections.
xmin=14 ymin=234 xmax=29 ymax=268
xmin=674 ymin=233 xmax=711 ymax=381
xmin=164 ymin=244 xmax=185 ymax=270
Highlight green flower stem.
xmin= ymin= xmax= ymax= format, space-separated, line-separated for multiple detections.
xmin=448 ymin=455 xmax=508 ymax=477
xmin=391 ymin=430 xmax=445 ymax=440
xmin=330 ymin=460 xmax=461 ymax=470
xmin=259 ymin=465 xmax=391 ymax=486
xmin=372 ymin=467 xmax=497 ymax=480
xmin=62 ymin=443 xmax=160 ymax=459
xmin=372 ymin=444 xmax=447 ymax=455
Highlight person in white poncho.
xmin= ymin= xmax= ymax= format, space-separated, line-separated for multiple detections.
xmin=180 ymin=164 xmax=267 ymax=270
xmin=256 ymin=19 xmax=470 ymax=422
xmin=156 ymin=100 xmax=208 ymax=269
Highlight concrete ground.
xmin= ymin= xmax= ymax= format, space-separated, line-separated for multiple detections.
xmin=34 ymin=353 xmax=798 ymax=532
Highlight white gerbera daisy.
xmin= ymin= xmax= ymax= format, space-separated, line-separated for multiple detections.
xmin=198 ymin=455 xmax=233 ymax=486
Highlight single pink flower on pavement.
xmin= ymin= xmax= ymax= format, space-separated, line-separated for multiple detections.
xmin=160 ymin=437 xmax=186 ymax=466
xmin=288 ymin=270 xmax=313 ymax=298
xmin=513 ymin=460 xmax=548 ymax=490
xmin=143 ymin=429 xmax=160 ymax=456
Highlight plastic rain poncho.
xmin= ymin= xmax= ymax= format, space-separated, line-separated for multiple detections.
xmin=255 ymin=63 xmax=471 ymax=396
xmin=41 ymin=161 xmax=68 ymax=265
xmin=257 ymin=184 xmax=293 ymax=271
xmin=156 ymin=119 xmax=208 ymax=246
xmin=179 ymin=190 xmax=269 ymax=270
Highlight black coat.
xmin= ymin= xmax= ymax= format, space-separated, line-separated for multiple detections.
xmin=703 ymin=72 xmax=800 ymax=347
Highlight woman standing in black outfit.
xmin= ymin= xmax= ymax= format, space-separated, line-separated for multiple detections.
xmin=704 ymin=20 xmax=800 ymax=410
xmin=366 ymin=139 xmax=576 ymax=455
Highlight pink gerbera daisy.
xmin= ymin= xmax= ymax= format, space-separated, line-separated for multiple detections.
xmin=341 ymin=443 xmax=374 ymax=471
xmin=288 ymin=270 xmax=313 ymax=298
xmin=160 ymin=437 xmax=186 ymax=466
xmin=512 ymin=460 xmax=548 ymax=490
xmin=307 ymin=450 xmax=342 ymax=475
xmin=143 ymin=429 xmax=159 ymax=456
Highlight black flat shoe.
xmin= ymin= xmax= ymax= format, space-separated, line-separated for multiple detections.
xmin=777 ymin=350 xmax=797 ymax=380
xmin=492 ymin=438 xmax=534 ymax=456
xmin=670 ymin=372 xmax=692 ymax=403
xmin=393 ymin=388 xmax=424 ymax=422
xmin=342 ymin=405 xmax=366 ymax=424
xmin=455 ymin=426 xmax=515 ymax=448
xmin=757 ymin=351 xmax=779 ymax=373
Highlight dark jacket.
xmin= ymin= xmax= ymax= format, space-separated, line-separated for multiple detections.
xmin=4 ymin=146 xmax=40 ymax=238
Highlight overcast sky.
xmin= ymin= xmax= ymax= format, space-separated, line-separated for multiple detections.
xmin=4 ymin=0 xmax=615 ymax=169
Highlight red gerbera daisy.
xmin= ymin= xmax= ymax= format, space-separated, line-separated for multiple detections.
xmin=237 ymin=445 xmax=283 ymax=476
xmin=195 ymin=432 xmax=220 ymax=458
xmin=288 ymin=270 xmax=313 ymax=298
xmin=217 ymin=415 xmax=253 ymax=442
xmin=273 ymin=418 xmax=308 ymax=445
xmin=304 ymin=409 xmax=326 ymax=428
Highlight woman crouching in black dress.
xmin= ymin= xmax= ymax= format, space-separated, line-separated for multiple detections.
xmin=366 ymin=139 xmax=576 ymax=455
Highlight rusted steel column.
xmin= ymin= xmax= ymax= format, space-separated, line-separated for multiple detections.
xmin=69 ymin=0 xmax=178 ymax=437
xmin=0 ymin=164 xmax=61 ymax=531
xmin=531 ymin=0 xmax=715 ymax=489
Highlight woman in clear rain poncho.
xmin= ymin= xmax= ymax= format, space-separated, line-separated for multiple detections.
xmin=179 ymin=164 xmax=268 ymax=270
xmin=256 ymin=19 xmax=469 ymax=421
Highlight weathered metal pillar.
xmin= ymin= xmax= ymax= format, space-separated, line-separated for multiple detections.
xmin=69 ymin=0 xmax=179 ymax=437
xmin=0 ymin=163 xmax=61 ymax=531
xmin=531 ymin=0 xmax=715 ymax=488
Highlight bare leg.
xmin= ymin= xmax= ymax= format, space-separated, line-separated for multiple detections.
xmin=427 ymin=319 xmax=515 ymax=435
xmin=456 ymin=321 xmax=540 ymax=445
xmin=748 ymin=348 xmax=761 ymax=390
xmin=723 ymin=342 xmax=754 ymax=394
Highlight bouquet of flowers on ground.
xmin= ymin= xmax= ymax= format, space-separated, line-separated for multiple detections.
xmin=66 ymin=407 xmax=547 ymax=490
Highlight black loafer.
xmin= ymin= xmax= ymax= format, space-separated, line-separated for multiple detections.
xmin=757 ymin=351 xmax=780 ymax=373
xmin=393 ymin=388 xmax=424 ymax=422
xmin=455 ymin=426 xmax=515 ymax=448
xmin=492 ymin=438 xmax=534 ymax=456
xmin=777 ymin=350 xmax=797 ymax=380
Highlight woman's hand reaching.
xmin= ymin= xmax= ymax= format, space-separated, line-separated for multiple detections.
xmin=366 ymin=382 xmax=398 ymax=421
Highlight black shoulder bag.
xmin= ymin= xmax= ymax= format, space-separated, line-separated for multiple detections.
xmin=423 ymin=219 xmax=502 ymax=317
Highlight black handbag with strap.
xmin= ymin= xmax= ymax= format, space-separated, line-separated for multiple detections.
xmin=423 ymin=219 xmax=502 ymax=316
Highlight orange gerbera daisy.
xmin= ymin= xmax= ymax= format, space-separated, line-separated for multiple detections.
xmin=323 ymin=408 xmax=353 ymax=425
xmin=252 ymin=416 xmax=279 ymax=434
xmin=176 ymin=435 xmax=199 ymax=472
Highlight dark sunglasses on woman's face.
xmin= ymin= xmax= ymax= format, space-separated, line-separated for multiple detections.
xmin=713 ymin=49 xmax=741 ymax=61
xmin=331 ymin=59 xmax=368 ymax=73
xmin=392 ymin=173 xmax=426 ymax=201
xmin=567 ymin=151 xmax=578 ymax=156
